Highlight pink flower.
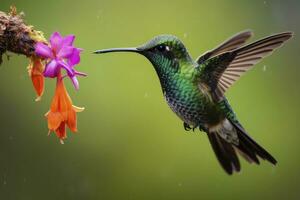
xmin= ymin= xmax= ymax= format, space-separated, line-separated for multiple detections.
xmin=35 ymin=32 xmax=86 ymax=89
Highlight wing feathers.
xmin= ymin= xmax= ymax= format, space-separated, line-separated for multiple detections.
xmin=196 ymin=30 xmax=253 ymax=64
xmin=236 ymin=32 xmax=291 ymax=55
xmin=213 ymin=30 xmax=253 ymax=54
xmin=213 ymin=32 xmax=293 ymax=99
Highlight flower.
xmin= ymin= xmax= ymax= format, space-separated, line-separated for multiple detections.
xmin=35 ymin=32 xmax=86 ymax=89
xmin=45 ymin=72 xmax=84 ymax=144
xmin=0 ymin=7 xmax=86 ymax=144
xmin=33 ymin=31 xmax=86 ymax=143
xmin=27 ymin=56 xmax=45 ymax=101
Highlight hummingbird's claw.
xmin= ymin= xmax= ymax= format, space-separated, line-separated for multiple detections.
xmin=184 ymin=123 xmax=200 ymax=132
xmin=184 ymin=122 xmax=193 ymax=131
xmin=198 ymin=125 xmax=207 ymax=133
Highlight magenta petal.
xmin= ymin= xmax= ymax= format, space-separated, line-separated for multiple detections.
xmin=71 ymin=76 xmax=79 ymax=90
xmin=57 ymin=46 xmax=74 ymax=59
xmin=44 ymin=60 xmax=59 ymax=78
xmin=68 ymin=48 xmax=82 ymax=66
xmin=63 ymin=35 xmax=75 ymax=46
xmin=35 ymin=43 xmax=53 ymax=58
xmin=75 ymin=71 xmax=87 ymax=77
xmin=50 ymin=32 xmax=63 ymax=53
xmin=57 ymin=60 xmax=74 ymax=76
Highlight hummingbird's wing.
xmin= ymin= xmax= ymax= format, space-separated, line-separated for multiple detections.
xmin=197 ymin=32 xmax=293 ymax=100
xmin=196 ymin=30 xmax=253 ymax=64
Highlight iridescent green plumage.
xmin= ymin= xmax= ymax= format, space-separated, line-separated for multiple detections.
xmin=95 ymin=30 xmax=293 ymax=174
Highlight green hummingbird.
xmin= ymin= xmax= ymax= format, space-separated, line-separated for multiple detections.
xmin=94 ymin=30 xmax=292 ymax=174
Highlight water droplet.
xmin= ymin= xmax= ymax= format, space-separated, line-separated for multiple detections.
xmin=263 ymin=65 xmax=267 ymax=72
xmin=178 ymin=182 xmax=182 ymax=187
xmin=96 ymin=10 xmax=103 ymax=21
xmin=183 ymin=33 xmax=188 ymax=38
xmin=144 ymin=92 xmax=148 ymax=98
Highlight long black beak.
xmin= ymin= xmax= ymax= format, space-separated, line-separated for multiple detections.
xmin=93 ymin=47 xmax=141 ymax=54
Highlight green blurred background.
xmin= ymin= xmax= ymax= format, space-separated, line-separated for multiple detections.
xmin=0 ymin=0 xmax=299 ymax=199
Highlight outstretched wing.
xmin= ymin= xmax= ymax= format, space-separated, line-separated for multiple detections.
xmin=198 ymin=32 xmax=293 ymax=100
xmin=196 ymin=30 xmax=253 ymax=65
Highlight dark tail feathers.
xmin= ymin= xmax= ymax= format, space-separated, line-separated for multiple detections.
xmin=207 ymin=122 xmax=276 ymax=175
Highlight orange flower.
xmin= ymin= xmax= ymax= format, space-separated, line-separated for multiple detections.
xmin=28 ymin=57 xmax=45 ymax=101
xmin=45 ymin=74 xmax=84 ymax=144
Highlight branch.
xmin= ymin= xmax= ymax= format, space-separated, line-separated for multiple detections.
xmin=0 ymin=6 xmax=46 ymax=64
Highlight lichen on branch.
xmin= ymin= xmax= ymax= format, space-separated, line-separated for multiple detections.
xmin=0 ymin=6 xmax=46 ymax=64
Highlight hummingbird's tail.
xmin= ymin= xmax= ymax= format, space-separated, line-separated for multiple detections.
xmin=207 ymin=120 xmax=277 ymax=174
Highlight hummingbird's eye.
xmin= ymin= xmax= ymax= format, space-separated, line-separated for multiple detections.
xmin=156 ymin=44 xmax=170 ymax=52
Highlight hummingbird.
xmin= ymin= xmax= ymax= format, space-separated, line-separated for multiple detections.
xmin=94 ymin=30 xmax=293 ymax=174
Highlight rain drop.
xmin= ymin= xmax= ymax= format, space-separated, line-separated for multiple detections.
xmin=263 ymin=65 xmax=267 ymax=72
xmin=96 ymin=10 xmax=103 ymax=21
xmin=144 ymin=92 xmax=148 ymax=98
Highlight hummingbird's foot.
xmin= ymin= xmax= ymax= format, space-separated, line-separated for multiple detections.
xmin=183 ymin=122 xmax=192 ymax=131
xmin=198 ymin=125 xmax=207 ymax=133
xmin=184 ymin=123 xmax=199 ymax=132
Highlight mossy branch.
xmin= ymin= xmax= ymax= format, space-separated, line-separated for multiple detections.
xmin=0 ymin=6 xmax=46 ymax=64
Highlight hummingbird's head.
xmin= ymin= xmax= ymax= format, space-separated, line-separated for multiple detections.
xmin=94 ymin=35 xmax=193 ymax=74
xmin=137 ymin=35 xmax=191 ymax=62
